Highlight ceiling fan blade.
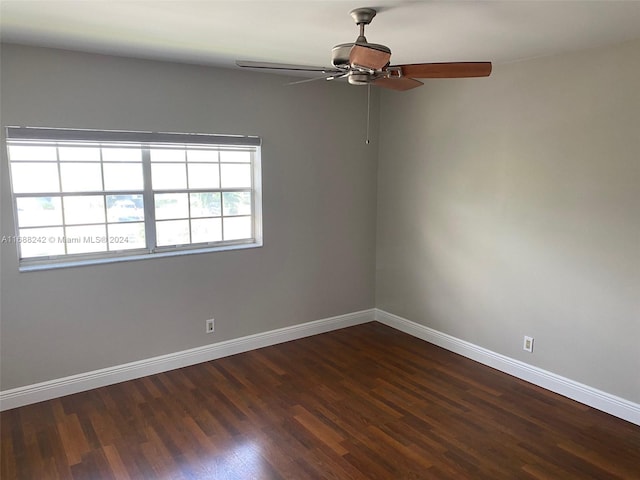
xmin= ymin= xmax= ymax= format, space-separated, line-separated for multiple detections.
xmin=394 ymin=62 xmax=492 ymax=78
xmin=236 ymin=60 xmax=340 ymax=73
xmin=373 ymin=77 xmax=423 ymax=91
xmin=286 ymin=72 xmax=348 ymax=86
xmin=349 ymin=44 xmax=391 ymax=70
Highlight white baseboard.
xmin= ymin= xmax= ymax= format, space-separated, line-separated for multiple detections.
xmin=374 ymin=308 xmax=640 ymax=426
xmin=4 ymin=307 xmax=639 ymax=427
xmin=0 ymin=309 xmax=375 ymax=411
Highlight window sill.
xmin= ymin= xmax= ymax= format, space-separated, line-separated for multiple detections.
xmin=18 ymin=240 xmax=263 ymax=272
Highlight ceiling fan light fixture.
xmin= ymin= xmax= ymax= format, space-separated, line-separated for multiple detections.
xmin=348 ymin=73 xmax=372 ymax=86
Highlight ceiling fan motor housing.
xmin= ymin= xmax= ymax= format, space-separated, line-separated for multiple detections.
xmin=331 ymin=43 xmax=354 ymax=69
xmin=331 ymin=42 xmax=391 ymax=69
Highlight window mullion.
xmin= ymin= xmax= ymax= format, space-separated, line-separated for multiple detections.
xmin=99 ymin=147 xmax=109 ymax=252
xmin=141 ymin=147 xmax=156 ymax=253
xmin=184 ymin=151 xmax=192 ymax=245
xmin=218 ymin=151 xmax=225 ymax=241
xmin=55 ymin=145 xmax=69 ymax=255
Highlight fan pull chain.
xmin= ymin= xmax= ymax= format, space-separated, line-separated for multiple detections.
xmin=366 ymin=83 xmax=371 ymax=145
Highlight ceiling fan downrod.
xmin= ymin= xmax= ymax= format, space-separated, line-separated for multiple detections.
xmin=350 ymin=8 xmax=376 ymax=44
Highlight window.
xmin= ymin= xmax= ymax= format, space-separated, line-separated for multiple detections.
xmin=5 ymin=127 xmax=262 ymax=271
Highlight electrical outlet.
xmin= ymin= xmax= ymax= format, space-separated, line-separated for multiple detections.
xmin=206 ymin=318 xmax=215 ymax=334
xmin=523 ymin=335 xmax=534 ymax=353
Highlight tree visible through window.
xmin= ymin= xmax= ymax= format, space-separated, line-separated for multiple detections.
xmin=5 ymin=128 xmax=262 ymax=270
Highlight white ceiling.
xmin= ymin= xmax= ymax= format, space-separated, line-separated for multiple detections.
xmin=2 ymin=1 xmax=640 ymax=75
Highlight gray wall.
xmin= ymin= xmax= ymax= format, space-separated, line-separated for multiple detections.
xmin=376 ymin=39 xmax=640 ymax=403
xmin=3 ymin=39 xmax=639 ymax=406
xmin=0 ymin=44 xmax=378 ymax=390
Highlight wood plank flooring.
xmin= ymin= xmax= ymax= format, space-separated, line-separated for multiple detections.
xmin=2 ymin=322 xmax=639 ymax=479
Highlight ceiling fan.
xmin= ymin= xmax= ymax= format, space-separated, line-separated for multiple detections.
xmin=237 ymin=7 xmax=492 ymax=91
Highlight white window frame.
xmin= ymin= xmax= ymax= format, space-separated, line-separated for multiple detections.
xmin=5 ymin=127 xmax=263 ymax=272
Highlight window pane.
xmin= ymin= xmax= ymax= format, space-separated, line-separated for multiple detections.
xmin=220 ymin=151 xmax=250 ymax=163
xmin=7 ymin=129 xmax=260 ymax=266
xmin=63 ymin=196 xmax=105 ymax=225
xmin=151 ymin=163 xmax=187 ymax=189
xmin=108 ymin=222 xmax=145 ymax=250
xmin=106 ymin=195 xmax=144 ymax=223
xmin=223 ymin=216 xmax=252 ymax=241
xmin=155 ymin=193 xmax=189 ymax=220
xmin=9 ymin=145 xmax=57 ymax=161
xmin=103 ymin=163 xmax=144 ymax=191
xmin=102 ymin=148 xmax=141 ymax=162
xmin=156 ymin=220 xmax=190 ymax=246
xmin=190 ymin=192 xmax=221 ymax=218
xmin=222 ymin=192 xmax=251 ymax=216
xmin=187 ymin=150 xmax=218 ymax=162
xmin=220 ymin=164 xmax=251 ymax=188
xmin=18 ymin=227 xmax=65 ymax=258
xmin=188 ymin=163 xmax=220 ymax=189
xmin=58 ymin=147 xmax=100 ymax=161
xmin=60 ymin=163 xmax=103 ymax=192
xmin=151 ymin=149 xmax=185 ymax=162
xmin=11 ymin=163 xmax=60 ymax=193
xmin=65 ymin=225 xmax=107 ymax=254
xmin=16 ymin=197 xmax=62 ymax=227
xmin=191 ymin=218 xmax=222 ymax=243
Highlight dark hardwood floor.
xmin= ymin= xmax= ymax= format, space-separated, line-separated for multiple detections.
xmin=2 ymin=322 xmax=639 ymax=479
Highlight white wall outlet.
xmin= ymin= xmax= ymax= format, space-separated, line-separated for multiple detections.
xmin=523 ymin=335 xmax=534 ymax=353
xmin=206 ymin=318 xmax=215 ymax=334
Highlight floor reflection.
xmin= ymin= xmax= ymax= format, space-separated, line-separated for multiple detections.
xmin=197 ymin=439 xmax=270 ymax=479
